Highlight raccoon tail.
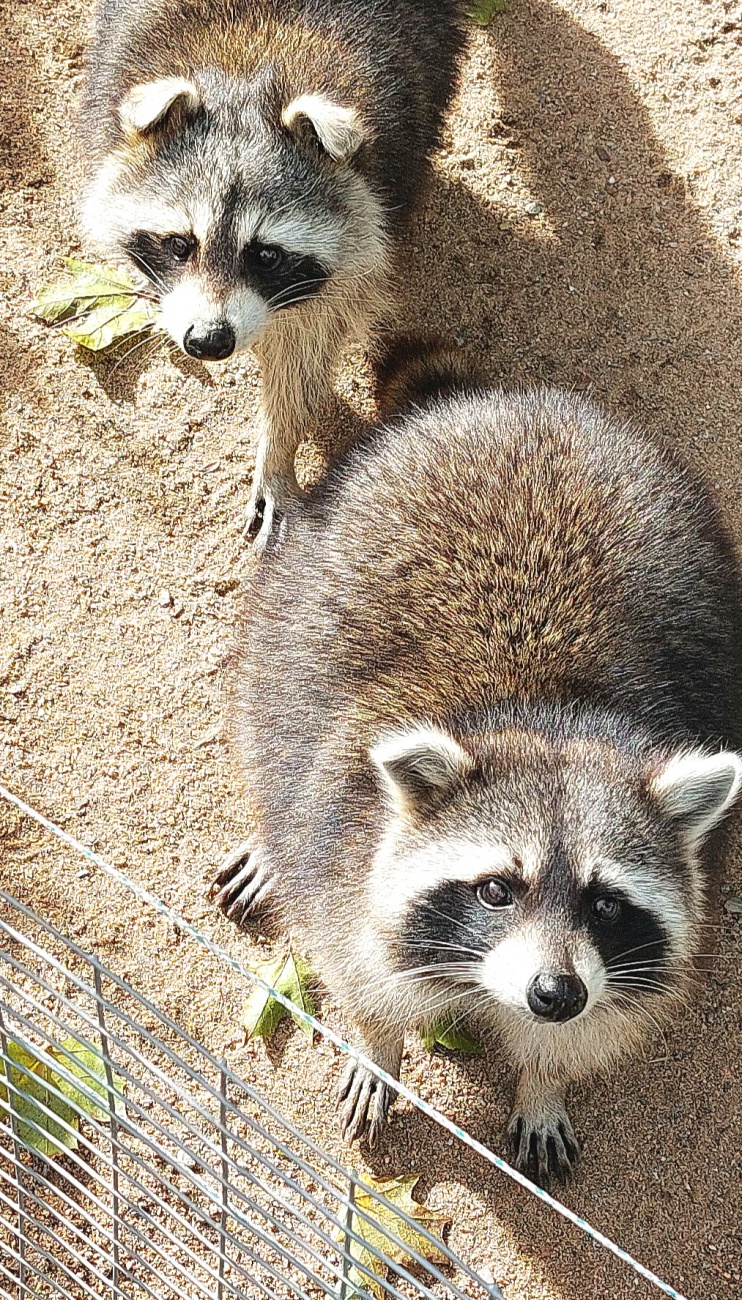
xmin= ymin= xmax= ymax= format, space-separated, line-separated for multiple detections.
xmin=374 ymin=335 xmax=480 ymax=421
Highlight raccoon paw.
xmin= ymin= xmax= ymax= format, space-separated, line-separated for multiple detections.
xmin=243 ymin=473 xmax=298 ymax=556
xmin=338 ymin=1060 xmax=394 ymax=1148
xmin=507 ymin=1109 xmax=580 ymax=1189
xmin=210 ymin=842 xmax=274 ymax=924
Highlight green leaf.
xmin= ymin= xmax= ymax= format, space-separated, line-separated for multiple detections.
xmin=421 ymin=1018 xmax=482 ymax=1055
xmin=0 ymin=1041 xmax=79 ymax=1157
xmin=63 ymin=299 xmax=155 ymax=351
xmin=0 ymin=1035 xmax=126 ymax=1159
xmin=337 ymin=1174 xmax=451 ymax=1300
xmin=241 ymin=956 xmax=289 ymax=1040
xmin=33 ymin=258 xmax=157 ymax=348
xmin=241 ymin=951 xmax=318 ymax=1043
xmin=469 ymin=0 xmax=508 ymax=24
xmin=51 ymin=1034 xmax=126 ymax=1122
xmin=280 ymin=952 xmax=317 ymax=1041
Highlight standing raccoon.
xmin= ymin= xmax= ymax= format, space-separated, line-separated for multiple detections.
xmin=80 ymin=0 xmax=466 ymax=550
xmin=214 ymin=351 xmax=742 ymax=1186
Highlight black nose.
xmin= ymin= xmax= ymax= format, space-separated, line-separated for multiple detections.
xmin=527 ymin=973 xmax=588 ymax=1022
xmin=183 ymin=322 xmax=235 ymax=361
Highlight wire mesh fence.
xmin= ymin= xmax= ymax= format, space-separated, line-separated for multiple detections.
xmin=0 ymin=887 xmax=505 ymax=1300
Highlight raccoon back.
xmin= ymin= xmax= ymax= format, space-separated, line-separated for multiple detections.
xmin=230 ymin=388 xmax=742 ymax=868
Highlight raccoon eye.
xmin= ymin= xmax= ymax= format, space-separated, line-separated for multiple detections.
xmin=476 ymin=878 xmax=513 ymax=910
xmin=245 ymin=242 xmax=285 ymax=271
xmin=593 ymin=896 xmax=621 ymax=924
xmin=165 ymin=235 xmax=194 ymax=263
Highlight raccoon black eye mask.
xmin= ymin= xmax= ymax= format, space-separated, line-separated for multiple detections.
xmin=79 ymin=0 xmax=468 ymax=553
xmin=213 ymin=359 xmax=742 ymax=1189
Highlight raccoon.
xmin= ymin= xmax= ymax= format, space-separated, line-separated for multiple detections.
xmin=213 ymin=349 xmax=742 ymax=1185
xmin=80 ymin=0 xmax=467 ymax=550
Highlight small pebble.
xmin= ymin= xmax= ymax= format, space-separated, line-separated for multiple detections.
xmin=525 ymin=200 xmax=543 ymax=216
xmin=723 ymin=897 xmax=742 ymax=916
xmin=158 ymin=589 xmax=172 ymax=608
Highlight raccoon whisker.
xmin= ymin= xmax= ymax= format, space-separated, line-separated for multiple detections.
xmin=609 ymin=992 xmax=671 ymax=1045
xmin=416 ymin=901 xmax=480 ymax=938
xmin=266 ymin=277 xmax=330 ymax=309
xmin=605 ymin=938 xmax=682 ymax=965
xmin=397 ymin=937 xmax=489 ymax=960
xmin=107 ymin=329 xmax=164 ymax=377
xmin=128 ymin=252 xmax=169 ymax=297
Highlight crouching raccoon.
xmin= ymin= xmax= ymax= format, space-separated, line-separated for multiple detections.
xmin=213 ymin=346 xmax=742 ymax=1185
xmin=79 ymin=0 xmax=467 ymax=551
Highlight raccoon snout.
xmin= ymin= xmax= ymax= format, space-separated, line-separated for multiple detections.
xmin=183 ymin=321 xmax=235 ymax=361
xmin=526 ymin=973 xmax=588 ymax=1023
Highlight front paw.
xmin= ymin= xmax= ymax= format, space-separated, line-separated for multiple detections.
xmin=507 ymin=1106 xmax=579 ymax=1189
xmin=338 ymin=1060 xmax=395 ymax=1148
xmin=243 ymin=472 xmax=299 ymax=556
xmin=209 ymin=842 xmax=274 ymax=924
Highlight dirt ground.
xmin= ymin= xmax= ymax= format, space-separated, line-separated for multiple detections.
xmin=1 ymin=1 xmax=741 ymax=1297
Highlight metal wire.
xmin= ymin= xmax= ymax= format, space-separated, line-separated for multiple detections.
xmin=0 ymin=781 xmax=693 ymax=1300
xmin=0 ymin=887 xmax=503 ymax=1300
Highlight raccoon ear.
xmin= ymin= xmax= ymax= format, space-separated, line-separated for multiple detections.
xmin=281 ymin=93 xmax=366 ymax=162
xmin=371 ymin=726 xmax=472 ymax=817
xmin=649 ymin=749 xmax=742 ymax=846
xmin=119 ymin=78 xmax=200 ymax=137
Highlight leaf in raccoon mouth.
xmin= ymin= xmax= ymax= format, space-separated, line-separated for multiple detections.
xmin=240 ymin=951 xmax=317 ymax=1043
xmin=468 ymin=0 xmax=508 ymax=26
xmin=33 ymin=258 xmax=158 ymax=351
xmin=335 ymin=1173 xmax=451 ymax=1300
xmin=420 ymin=1019 xmax=483 ymax=1056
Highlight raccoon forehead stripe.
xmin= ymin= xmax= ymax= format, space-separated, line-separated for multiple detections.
xmin=370 ymin=833 xmax=514 ymax=923
xmin=591 ymin=859 xmax=692 ymax=944
xmin=239 ymin=209 xmax=346 ymax=267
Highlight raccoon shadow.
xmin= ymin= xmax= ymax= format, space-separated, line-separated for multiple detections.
xmin=358 ymin=1002 xmax=733 ymax=1299
xmin=404 ymin=0 xmax=742 ymax=524
xmin=76 ymin=337 xmax=215 ymax=405
xmin=0 ymin=5 xmax=50 ymax=197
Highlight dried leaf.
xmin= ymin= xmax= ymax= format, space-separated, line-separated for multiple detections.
xmin=338 ymin=1174 xmax=451 ymax=1299
xmin=469 ymin=0 xmax=508 ymax=24
xmin=33 ymin=258 xmax=157 ymax=349
xmin=421 ymin=1019 xmax=482 ymax=1055
xmin=240 ymin=951 xmax=318 ymax=1042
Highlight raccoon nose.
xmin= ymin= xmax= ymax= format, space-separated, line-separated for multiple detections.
xmin=183 ymin=322 xmax=235 ymax=361
xmin=527 ymin=973 xmax=587 ymax=1023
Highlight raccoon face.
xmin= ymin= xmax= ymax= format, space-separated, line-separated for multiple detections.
xmin=83 ymin=75 xmax=386 ymax=359
xmin=369 ymin=723 xmax=742 ymax=1032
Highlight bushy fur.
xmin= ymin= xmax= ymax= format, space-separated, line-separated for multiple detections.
xmin=217 ymin=369 xmax=742 ymax=1183
xmin=80 ymin=0 xmax=467 ymax=549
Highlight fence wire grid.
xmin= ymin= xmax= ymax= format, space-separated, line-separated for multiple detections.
xmin=0 ymin=887 xmax=505 ymax=1300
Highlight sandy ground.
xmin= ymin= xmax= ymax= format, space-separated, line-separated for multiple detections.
xmin=1 ymin=1 xmax=741 ymax=1297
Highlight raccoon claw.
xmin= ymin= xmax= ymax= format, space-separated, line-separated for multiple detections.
xmin=338 ymin=1061 xmax=393 ymax=1147
xmin=210 ymin=842 xmax=273 ymax=924
xmin=507 ymin=1111 xmax=579 ymax=1189
xmin=243 ymin=474 xmax=298 ymax=555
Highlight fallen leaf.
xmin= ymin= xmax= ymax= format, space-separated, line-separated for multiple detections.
xmin=421 ymin=1018 xmax=482 ymax=1055
xmin=0 ymin=1041 xmax=79 ymax=1157
xmin=51 ymin=1034 xmax=126 ymax=1122
xmin=469 ymin=0 xmax=508 ymax=25
xmin=338 ymin=1174 xmax=451 ymax=1299
xmin=241 ymin=951 xmax=317 ymax=1042
xmin=0 ymin=1035 xmax=126 ymax=1158
xmin=33 ymin=258 xmax=158 ymax=349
